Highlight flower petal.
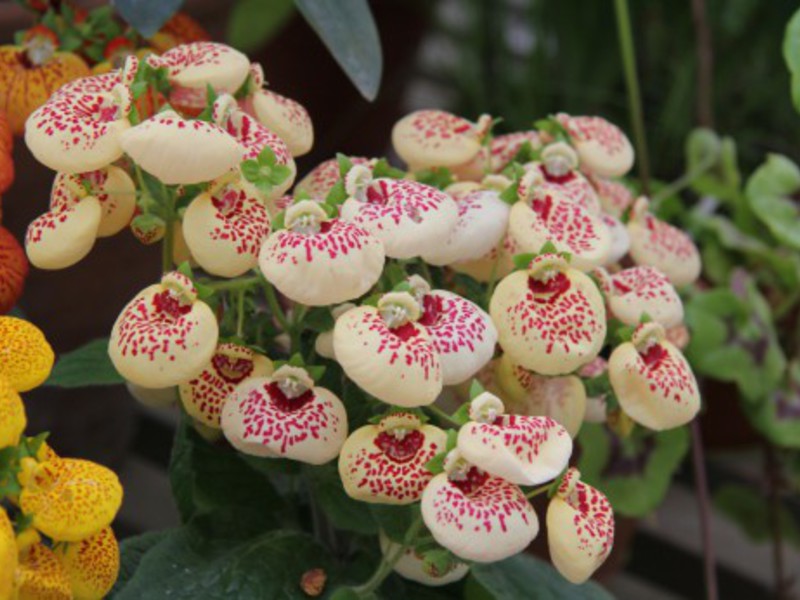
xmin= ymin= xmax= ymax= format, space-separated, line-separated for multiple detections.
xmin=0 ymin=378 xmax=25 ymax=448
xmin=379 ymin=531 xmax=469 ymax=586
xmin=0 ymin=225 xmax=27 ymax=314
xmin=556 ymin=113 xmax=634 ymax=178
xmin=55 ymin=526 xmax=119 ymax=600
xmin=295 ymin=156 xmax=373 ymax=199
xmin=26 ymin=196 xmax=102 ymax=270
xmin=600 ymin=266 xmax=683 ymax=328
xmin=15 ymin=542 xmax=72 ymax=600
xmin=392 ymin=110 xmax=485 ymax=170
xmin=244 ymin=86 xmax=313 ymax=157
xmin=0 ymin=316 xmax=54 ymax=392
xmin=0 ymin=509 xmax=15 ymax=599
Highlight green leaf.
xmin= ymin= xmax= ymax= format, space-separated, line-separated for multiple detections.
xmin=44 ymin=338 xmax=123 ymax=388
xmin=414 ymin=168 xmax=455 ymax=190
xmin=784 ymin=8 xmax=800 ymax=114
xmin=469 ymin=553 xmax=615 ymax=599
xmin=714 ymin=484 xmax=800 ymax=549
xmin=294 ymin=0 xmax=382 ymax=101
xmin=469 ymin=379 xmax=485 ymax=400
xmin=577 ymin=424 xmax=689 ymax=517
xmin=114 ymin=523 xmax=333 ymax=600
xmin=512 ymin=253 xmax=536 ymax=271
xmin=227 ymin=0 xmax=295 ymax=52
xmin=370 ymin=504 xmax=419 ymax=543
xmin=114 ymin=0 xmax=183 ymax=38
xmin=685 ymin=127 xmax=721 ymax=174
xmin=372 ymin=158 xmax=405 ymax=179
xmin=112 ymin=530 xmax=171 ymax=595
xmin=745 ymin=154 xmax=800 ymax=249
xmin=306 ymin=464 xmax=379 ymax=535
xmin=424 ymin=452 xmax=446 ymax=475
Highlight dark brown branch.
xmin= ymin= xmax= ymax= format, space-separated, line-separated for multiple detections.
xmin=691 ymin=420 xmax=719 ymax=600
xmin=690 ymin=0 xmax=714 ymax=127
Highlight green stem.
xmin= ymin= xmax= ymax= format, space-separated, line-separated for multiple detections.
xmin=425 ymin=404 xmax=461 ymax=428
xmin=235 ymin=289 xmax=246 ymax=339
xmin=483 ymin=254 xmax=501 ymax=309
xmin=650 ymin=150 xmax=718 ymax=206
xmin=160 ymin=185 xmax=175 ymax=274
xmin=419 ymin=260 xmax=434 ymax=284
xmin=262 ymin=280 xmax=292 ymax=333
xmin=202 ymin=275 xmax=262 ymax=292
xmin=525 ymin=483 xmax=552 ymax=499
xmin=353 ymin=515 xmax=424 ymax=596
xmin=613 ymin=0 xmax=651 ymax=195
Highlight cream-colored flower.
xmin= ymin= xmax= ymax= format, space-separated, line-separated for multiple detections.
xmin=555 ymin=113 xmax=634 ymax=178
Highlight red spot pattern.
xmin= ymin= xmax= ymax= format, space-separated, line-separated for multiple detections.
xmin=557 ymin=114 xmax=627 ymax=156
xmin=232 ymin=383 xmax=342 ymax=455
xmin=419 ymin=291 xmax=491 ymax=359
xmin=51 ymin=169 xmax=119 ymax=215
xmin=343 ymin=428 xmax=441 ymax=502
xmin=464 ymin=415 xmax=567 ymax=465
xmin=29 ymin=91 xmax=120 ymax=153
xmin=262 ymin=218 xmax=378 ymax=265
xmin=536 ymin=164 xmax=599 ymax=213
xmin=25 ymin=206 xmax=76 ymax=245
xmin=610 ymin=266 xmax=678 ymax=305
xmin=206 ymin=186 xmax=270 ymax=258
xmin=225 ymin=108 xmax=291 ymax=163
xmin=359 ymin=309 xmax=439 ymax=381
xmin=588 ymin=174 xmax=633 ymax=215
xmin=404 ymin=110 xmax=475 ymax=149
xmin=182 ymin=348 xmax=256 ymax=426
xmin=490 ymin=131 xmax=541 ymax=171
xmin=638 ymin=213 xmax=697 ymax=262
xmin=263 ymin=89 xmax=311 ymax=129
xmin=526 ymin=193 xmax=603 ymax=255
xmin=157 ymin=41 xmax=235 ymax=78
xmin=54 ymin=71 xmax=119 ymax=97
xmin=633 ymin=342 xmax=696 ymax=406
xmin=348 ymin=178 xmax=451 ymax=229
xmin=297 ymin=156 xmax=372 ymax=198
xmin=557 ymin=473 xmax=614 ymax=562
xmin=505 ymin=276 xmax=603 ymax=357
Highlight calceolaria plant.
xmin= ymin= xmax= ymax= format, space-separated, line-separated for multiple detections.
xmin=0 ymin=316 xmax=123 ymax=600
xmin=22 ymin=41 xmax=705 ymax=598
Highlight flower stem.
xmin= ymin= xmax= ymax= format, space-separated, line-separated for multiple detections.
xmin=235 ymin=289 xmax=246 ymax=339
xmin=353 ymin=515 xmax=424 ymax=596
xmin=202 ymin=275 xmax=262 ymax=292
xmin=650 ymin=148 xmax=718 ymax=207
xmin=613 ymin=0 xmax=651 ymax=195
xmin=424 ymin=404 xmax=461 ymax=428
xmin=160 ymin=186 xmax=175 ymax=274
xmin=690 ymin=420 xmax=718 ymax=600
xmin=262 ymin=280 xmax=292 ymax=333
xmin=525 ymin=483 xmax=551 ymax=499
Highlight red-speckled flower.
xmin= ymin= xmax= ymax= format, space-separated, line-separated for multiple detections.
xmin=259 ymin=200 xmax=384 ymax=306
xmin=334 ymin=291 xmax=442 ymax=407
xmin=392 ymin=109 xmax=491 ymax=172
xmin=151 ymin=42 xmax=250 ymax=116
xmin=109 ymin=271 xmax=219 ymax=388
xmin=341 ymin=170 xmax=458 ymax=259
xmin=490 ymin=254 xmax=606 ymax=376
xmin=294 ymin=156 xmax=374 ymax=199
xmin=0 ymin=509 xmax=15 ymax=599
xmin=180 ymin=343 xmax=273 ymax=429
xmin=121 ymin=110 xmax=243 ymax=185
xmin=339 ymin=412 xmax=445 ymax=504
xmin=239 ymin=63 xmax=313 ymax=157
xmin=555 ymin=113 xmax=634 ymax=178
xmin=422 ymin=187 xmax=509 ymax=267
xmin=587 ymin=174 xmax=634 ymax=218
xmin=595 ymin=266 xmax=683 ymax=328
xmin=14 ymin=538 xmax=72 ymax=599
xmin=509 ymin=169 xmax=610 ymax=272
xmin=183 ymin=178 xmax=271 ymax=277
xmin=458 ymin=392 xmax=572 ymax=485
xmin=221 ymin=365 xmax=347 ymax=464
xmin=627 ymin=197 xmax=701 ymax=287
xmin=379 ymin=530 xmax=469 ymax=586
xmin=609 ymin=322 xmax=700 ymax=430
xmin=0 ymin=225 xmax=27 ymax=313
xmin=25 ymin=84 xmax=131 ymax=174
xmin=494 ymin=353 xmax=587 ymax=436
xmin=547 ymin=468 xmax=614 ymax=584
xmin=55 ymin=526 xmax=120 ymax=600
xmin=50 ymin=166 xmax=136 ymax=238
xmin=523 ymin=143 xmax=601 ymax=215
xmin=0 ymin=316 xmax=54 ymax=392
xmin=20 ymin=458 xmax=123 ymax=542
xmin=0 ymin=378 xmax=25 ymax=448
xmin=489 ymin=130 xmax=542 ymax=172
xmin=601 ymin=213 xmax=630 ymax=265
xmin=449 ymin=235 xmax=516 ymax=284
xmin=421 ymin=449 xmax=539 ymax=563
xmin=409 ymin=277 xmax=497 ymax=385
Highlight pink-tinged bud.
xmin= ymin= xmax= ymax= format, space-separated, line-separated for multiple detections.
xmin=155 ymin=42 xmax=250 ymax=114
xmin=608 ymin=322 xmax=700 ymax=430
xmin=26 ymin=196 xmax=102 ymax=270
xmin=183 ymin=179 xmax=271 ymax=277
xmin=334 ymin=292 xmax=442 ymax=407
xmin=120 ymin=110 xmax=243 ymax=185
xmin=259 ymin=201 xmax=385 ymax=306
xmin=180 ymin=343 xmax=273 ymax=429
xmin=294 ymin=156 xmax=374 ymax=199
xmin=299 ymin=568 xmax=326 ymax=597
xmin=587 ymin=174 xmax=633 ymax=218
xmin=490 ymin=254 xmax=606 ymax=375
xmin=489 ymin=131 xmax=542 ymax=173
xmin=596 ymin=266 xmax=683 ymax=328
xmin=338 ymin=412 xmax=446 ymax=504
xmin=109 ymin=271 xmax=219 ymax=388
xmin=494 ymin=354 xmax=587 ymax=436
xmin=421 ymin=450 xmax=539 ymax=563
xmin=627 ymin=197 xmax=701 ymax=287
xmin=25 ymin=85 xmax=131 ymax=174
xmin=130 ymin=213 xmax=166 ymax=245
xmin=392 ymin=110 xmax=488 ymax=171
xmin=378 ymin=531 xmax=469 ymax=586
xmin=458 ymin=392 xmax=572 ymax=485
xmin=510 ymin=171 xmax=610 ymax=272
xmin=414 ymin=285 xmax=497 ymax=385
xmin=547 ymin=468 xmax=614 ymax=584
xmin=221 ymin=365 xmax=347 ymax=464
xmin=341 ymin=177 xmax=458 ymax=260
xmin=422 ymin=189 xmax=510 ymax=266
xmin=50 ymin=166 xmax=136 ymax=238
xmin=555 ymin=113 xmax=634 ymax=178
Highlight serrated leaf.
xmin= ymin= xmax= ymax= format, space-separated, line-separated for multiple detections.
xmin=44 ymin=339 xmax=123 ymax=388
xmin=113 ymin=0 xmax=183 ymax=38
xmin=295 ymin=0 xmax=382 ymax=101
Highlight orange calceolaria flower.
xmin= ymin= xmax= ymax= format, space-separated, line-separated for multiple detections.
xmin=0 ymin=226 xmax=27 ymax=314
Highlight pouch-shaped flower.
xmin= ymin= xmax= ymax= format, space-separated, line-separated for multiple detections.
xmin=556 ymin=113 xmax=634 ymax=178
xmin=26 ymin=195 xmax=102 ymax=270
xmin=55 ymin=526 xmax=119 ymax=600
xmin=0 ymin=316 xmax=54 ymax=392
xmin=596 ymin=266 xmax=683 ymax=328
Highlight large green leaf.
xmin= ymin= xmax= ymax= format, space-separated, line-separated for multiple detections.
xmin=306 ymin=464 xmax=379 ymax=535
xmin=113 ymin=523 xmax=333 ymax=600
xmin=744 ymin=360 xmax=800 ymax=448
xmin=227 ymin=0 xmax=295 ymax=52
xmin=114 ymin=0 xmax=184 ymax=37
xmin=577 ymin=425 xmax=689 ymax=517
xmin=784 ymin=7 xmax=800 ymax=114
xmin=469 ymin=554 xmax=615 ymax=599
xmin=294 ymin=0 xmax=382 ymax=100
xmin=112 ymin=530 xmax=171 ymax=595
xmin=745 ymin=154 xmax=800 ymax=249
xmin=43 ymin=338 xmax=124 ymax=388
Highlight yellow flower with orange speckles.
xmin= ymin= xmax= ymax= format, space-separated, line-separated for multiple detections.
xmin=0 ymin=316 xmax=54 ymax=392
xmin=0 ymin=378 xmax=25 ymax=448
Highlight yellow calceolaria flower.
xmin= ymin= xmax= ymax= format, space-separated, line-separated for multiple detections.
xmin=0 ymin=509 xmax=16 ymax=600
xmin=20 ymin=458 xmax=123 ymax=543
xmin=15 ymin=538 xmax=72 ymax=600
xmin=0 ymin=378 xmax=26 ymax=448
xmin=0 ymin=317 xmax=55 ymax=392
xmin=55 ymin=527 xmax=120 ymax=600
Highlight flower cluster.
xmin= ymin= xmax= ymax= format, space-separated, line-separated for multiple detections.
xmin=22 ymin=40 xmax=703 ymax=592
xmin=0 ymin=316 xmax=122 ymax=599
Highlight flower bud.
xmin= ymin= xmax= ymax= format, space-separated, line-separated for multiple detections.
xmin=378 ymin=531 xmax=468 ymax=586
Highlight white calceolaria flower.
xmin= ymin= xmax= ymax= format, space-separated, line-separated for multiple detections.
xmin=555 ymin=113 xmax=634 ymax=178
xmin=594 ymin=266 xmax=684 ymax=328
